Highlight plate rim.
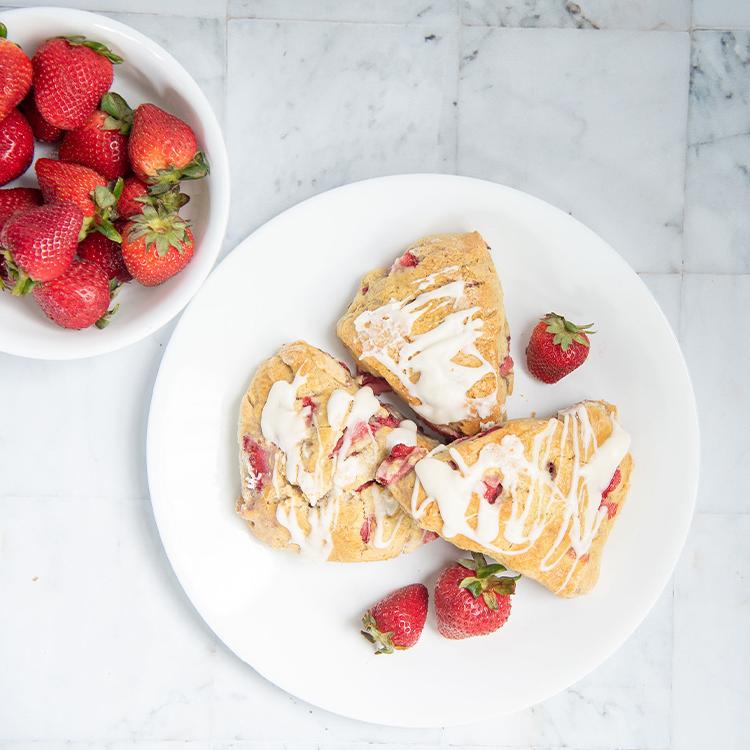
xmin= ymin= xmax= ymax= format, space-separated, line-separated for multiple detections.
xmin=146 ymin=173 xmax=700 ymax=727
xmin=0 ymin=6 xmax=230 ymax=361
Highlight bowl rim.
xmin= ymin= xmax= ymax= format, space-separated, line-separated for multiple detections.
xmin=0 ymin=6 xmax=231 ymax=360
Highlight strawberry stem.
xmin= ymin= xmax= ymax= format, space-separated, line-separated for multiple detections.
xmin=61 ymin=35 xmax=123 ymax=64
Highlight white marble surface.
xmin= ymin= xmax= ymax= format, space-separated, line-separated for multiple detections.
xmin=0 ymin=1 xmax=747 ymax=749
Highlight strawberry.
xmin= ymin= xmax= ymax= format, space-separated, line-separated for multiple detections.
xmin=434 ymin=552 xmax=519 ymax=640
xmin=0 ymin=187 xmax=42 ymax=231
xmin=35 ymin=158 xmax=122 ymax=240
xmin=128 ymin=103 xmax=208 ymax=187
xmin=117 ymin=175 xmax=188 ymax=218
xmin=0 ymin=108 xmax=33 ymax=185
xmin=599 ymin=467 xmax=622 ymax=519
xmin=77 ymin=232 xmax=131 ymax=283
xmin=120 ymin=206 xmax=194 ymax=286
xmin=361 ymin=583 xmax=428 ymax=653
xmin=0 ymin=23 xmax=33 ymax=122
xmin=59 ymin=92 xmax=132 ymax=180
xmin=0 ymin=202 xmax=83 ymax=293
xmin=19 ymin=93 xmax=62 ymax=142
xmin=33 ymin=258 xmax=113 ymax=329
xmin=526 ymin=312 xmax=595 ymax=384
xmin=32 ymin=36 xmax=121 ymax=130
xmin=117 ymin=175 xmax=148 ymax=217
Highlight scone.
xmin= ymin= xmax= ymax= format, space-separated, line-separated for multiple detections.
xmin=236 ymin=340 xmax=436 ymax=562
xmin=378 ymin=400 xmax=633 ymax=596
xmin=336 ymin=231 xmax=513 ymax=438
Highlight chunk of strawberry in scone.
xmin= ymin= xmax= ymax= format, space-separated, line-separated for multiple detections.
xmin=376 ymin=443 xmax=427 ymax=486
xmin=242 ymin=435 xmax=271 ymax=494
xmin=389 ymin=249 xmax=419 ymax=272
xmin=599 ymin=468 xmax=622 ymax=518
xmin=357 ymin=369 xmax=391 ymax=395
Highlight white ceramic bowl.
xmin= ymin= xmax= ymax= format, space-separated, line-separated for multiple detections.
xmin=0 ymin=7 xmax=230 ymax=360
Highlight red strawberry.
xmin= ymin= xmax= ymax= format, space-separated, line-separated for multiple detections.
xmin=526 ymin=312 xmax=595 ymax=384
xmin=77 ymin=232 xmax=131 ymax=283
xmin=0 ymin=23 xmax=33 ymax=122
xmin=120 ymin=206 xmax=194 ymax=286
xmin=0 ymin=108 xmax=33 ymax=185
xmin=35 ymin=158 xmax=122 ymax=240
xmin=0 ymin=202 xmax=83 ymax=293
xmin=117 ymin=175 xmax=188 ymax=218
xmin=117 ymin=175 xmax=148 ymax=217
xmin=241 ymin=435 xmax=271 ymax=495
xmin=0 ymin=186 xmax=42 ymax=231
xmin=33 ymin=258 xmax=112 ymax=329
xmin=19 ymin=93 xmax=62 ymax=142
xmin=32 ymin=36 xmax=121 ymax=130
xmin=128 ymin=103 xmax=208 ymax=187
xmin=435 ymin=552 xmax=519 ymax=640
xmin=357 ymin=369 xmax=391 ymax=394
xmin=361 ymin=583 xmax=428 ymax=653
xmin=59 ymin=93 xmax=133 ymax=180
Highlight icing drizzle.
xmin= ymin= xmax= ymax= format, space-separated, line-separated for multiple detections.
xmin=411 ymin=403 xmax=631 ymax=591
xmin=353 ymin=280 xmax=497 ymax=425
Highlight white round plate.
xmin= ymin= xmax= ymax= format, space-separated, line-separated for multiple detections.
xmin=147 ymin=174 xmax=699 ymax=727
xmin=0 ymin=7 xmax=229 ymax=360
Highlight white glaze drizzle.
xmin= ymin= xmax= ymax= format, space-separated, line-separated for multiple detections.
xmin=370 ymin=485 xmax=403 ymax=549
xmin=275 ymin=496 xmax=339 ymax=561
xmin=412 ymin=404 xmax=631 ymax=583
xmin=385 ymin=419 xmax=417 ymax=450
xmin=414 ymin=265 xmax=460 ymax=291
xmin=261 ymin=373 xmax=325 ymax=503
xmin=353 ymin=280 xmax=497 ymax=424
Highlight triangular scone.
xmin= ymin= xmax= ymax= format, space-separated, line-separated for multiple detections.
xmin=236 ymin=341 xmax=437 ymax=562
xmin=336 ymin=232 xmax=513 ymax=438
xmin=379 ymin=401 xmax=633 ymax=596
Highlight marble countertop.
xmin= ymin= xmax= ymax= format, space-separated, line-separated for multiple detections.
xmin=1 ymin=1 xmax=747 ymax=749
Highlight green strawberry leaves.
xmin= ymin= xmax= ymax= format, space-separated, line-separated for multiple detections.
xmin=61 ymin=35 xmax=123 ymax=64
xmin=101 ymin=92 xmax=133 ymax=135
xmin=127 ymin=204 xmax=190 ymax=257
xmin=542 ymin=312 xmax=596 ymax=351
xmin=87 ymin=178 xmax=125 ymax=243
xmin=457 ymin=552 xmax=520 ymax=607
xmin=360 ymin=611 xmax=395 ymax=655
xmin=150 ymin=151 xmax=210 ymax=191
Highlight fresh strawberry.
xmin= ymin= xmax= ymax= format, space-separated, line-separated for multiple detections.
xmin=128 ymin=103 xmax=208 ymax=187
xmin=435 ymin=552 xmax=519 ymax=640
xmin=117 ymin=175 xmax=188 ymax=218
xmin=117 ymin=175 xmax=148 ymax=217
xmin=77 ymin=232 xmax=131 ymax=283
xmin=32 ymin=36 xmax=121 ymax=130
xmin=0 ymin=202 xmax=83 ymax=293
xmin=0 ymin=108 xmax=33 ymax=185
xmin=526 ymin=312 xmax=595 ymax=384
xmin=33 ymin=258 xmax=113 ymax=329
xmin=120 ymin=206 xmax=194 ymax=286
xmin=19 ymin=93 xmax=62 ymax=142
xmin=361 ymin=583 xmax=428 ymax=653
xmin=59 ymin=93 xmax=133 ymax=180
xmin=35 ymin=158 xmax=122 ymax=240
xmin=0 ymin=187 xmax=42 ymax=231
xmin=0 ymin=23 xmax=33 ymax=122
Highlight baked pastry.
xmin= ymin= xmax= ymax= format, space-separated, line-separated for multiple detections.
xmin=336 ymin=231 xmax=513 ymax=438
xmin=378 ymin=400 xmax=633 ymax=596
xmin=236 ymin=340 xmax=435 ymax=561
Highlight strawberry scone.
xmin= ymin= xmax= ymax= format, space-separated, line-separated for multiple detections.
xmin=379 ymin=400 xmax=633 ymax=596
xmin=237 ymin=341 xmax=436 ymax=561
xmin=336 ymin=232 xmax=513 ymax=438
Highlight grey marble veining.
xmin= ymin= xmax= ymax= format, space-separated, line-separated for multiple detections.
xmin=462 ymin=0 xmax=690 ymax=30
xmin=457 ymin=26 xmax=689 ymax=273
xmin=684 ymin=30 xmax=750 ymax=271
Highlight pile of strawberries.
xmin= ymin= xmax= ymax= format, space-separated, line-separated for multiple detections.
xmin=0 ymin=24 xmax=208 ymax=329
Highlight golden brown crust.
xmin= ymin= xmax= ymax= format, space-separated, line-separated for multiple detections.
xmin=237 ymin=341 xmax=433 ymax=562
xmin=382 ymin=400 xmax=633 ymax=596
xmin=336 ymin=232 xmax=513 ymax=437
